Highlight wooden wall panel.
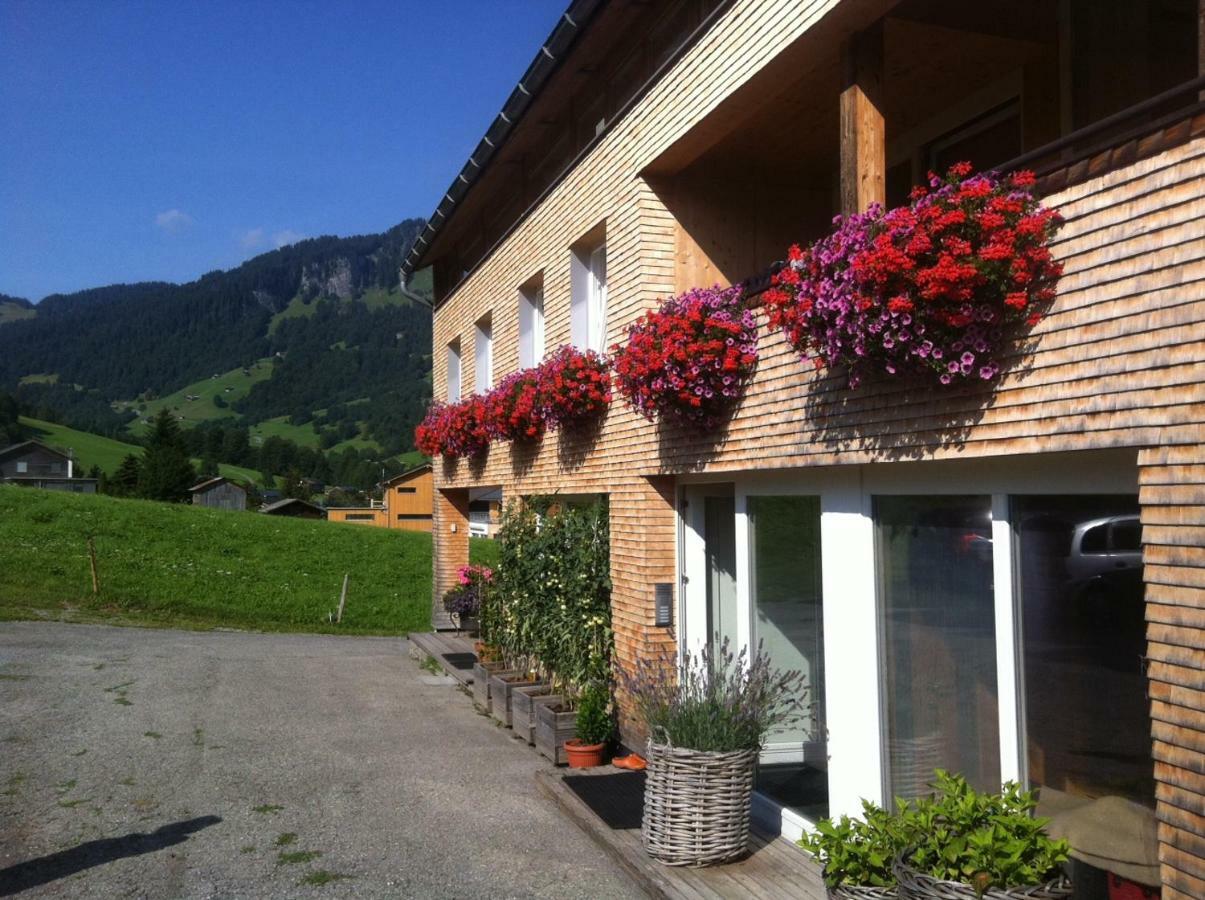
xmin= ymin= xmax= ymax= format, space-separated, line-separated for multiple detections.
xmin=1141 ymin=443 xmax=1205 ymax=898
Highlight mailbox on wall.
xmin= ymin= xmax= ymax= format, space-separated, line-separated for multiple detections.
xmin=654 ymin=582 xmax=673 ymax=627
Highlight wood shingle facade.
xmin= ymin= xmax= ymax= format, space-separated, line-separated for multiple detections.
xmin=409 ymin=1 xmax=1205 ymax=893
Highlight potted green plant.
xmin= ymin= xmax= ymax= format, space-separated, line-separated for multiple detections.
xmin=565 ymin=683 xmax=611 ymax=768
xmin=799 ymin=799 xmax=912 ymax=898
xmin=892 ymin=771 xmax=1072 ymax=900
xmin=623 ymin=639 xmax=805 ymax=867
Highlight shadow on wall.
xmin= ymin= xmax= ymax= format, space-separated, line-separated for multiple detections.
xmin=510 ymin=438 xmax=540 ymax=479
xmin=801 ymin=330 xmax=1042 ymax=461
xmin=0 ymin=816 xmax=222 ymax=896
xmin=557 ymin=415 xmax=607 ymax=472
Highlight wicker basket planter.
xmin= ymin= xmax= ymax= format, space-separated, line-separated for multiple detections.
xmin=488 ymin=671 xmax=540 ymax=727
xmin=641 ymin=740 xmax=758 ymax=867
xmin=509 ymin=684 xmax=553 ymax=745
xmin=830 ymin=886 xmax=897 ymax=900
xmin=471 ymin=660 xmax=512 ymax=710
xmin=534 ymin=700 xmax=576 ymax=765
xmin=893 ymin=858 xmax=1073 ymax=900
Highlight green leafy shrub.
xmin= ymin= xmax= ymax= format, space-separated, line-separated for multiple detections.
xmin=574 ymin=682 xmax=613 ymax=745
xmin=799 ymin=799 xmax=914 ymax=888
xmin=482 ymin=496 xmax=612 ymax=698
xmin=622 ymin=638 xmax=805 ymax=752
xmin=799 ymin=771 xmax=1069 ymax=892
xmin=903 ymin=771 xmax=1069 ymax=892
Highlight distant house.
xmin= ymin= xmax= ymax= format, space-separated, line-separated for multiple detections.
xmin=189 ymin=476 xmax=247 ymax=511
xmin=327 ymin=464 xmax=433 ymax=532
xmin=0 ymin=440 xmax=97 ymax=493
xmin=261 ymin=497 xmax=325 ymax=520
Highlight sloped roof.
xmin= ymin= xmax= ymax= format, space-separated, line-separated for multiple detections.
xmin=383 ymin=463 xmax=432 ymax=487
xmin=189 ymin=476 xmax=230 ymax=493
xmin=261 ymin=497 xmax=325 ymax=515
xmin=0 ymin=440 xmax=71 ymax=463
xmin=401 ymin=0 xmax=603 ymax=278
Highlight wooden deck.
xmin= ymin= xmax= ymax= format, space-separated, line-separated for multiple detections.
xmin=410 ymin=631 xmax=827 ymax=898
xmin=407 ymin=631 xmax=478 ymax=686
xmin=536 ymin=766 xmax=827 ymax=900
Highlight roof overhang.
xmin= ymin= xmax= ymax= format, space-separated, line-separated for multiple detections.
xmin=401 ymin=0 xmax=603 ymax=279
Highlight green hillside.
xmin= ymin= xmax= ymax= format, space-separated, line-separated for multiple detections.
xmin=0 ymin=486 xmax=432 ymax=634
xmin=19 ymin=416 xmax=260 ymax=484
xmin=0 ymin=296 xmax=35 ymax=326
xmin=120 ymin=359 xmax=275 ymax=435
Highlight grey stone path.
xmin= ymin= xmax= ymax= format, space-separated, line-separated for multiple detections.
xmin=0 ymin=622 xmax=643 ymax=899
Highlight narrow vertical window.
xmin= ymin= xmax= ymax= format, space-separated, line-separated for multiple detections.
xmin=570 ymin=224 xmax=606 ymax=352
xmin=588 ymin=244 xmax=606 ymax=352
xmin=518 ymin=277 xmax=545 ymax=369
xmin=474 ymin=314 xmax=492 ymax=393
xmin=446 ymin=340 xmax=461 ymax=402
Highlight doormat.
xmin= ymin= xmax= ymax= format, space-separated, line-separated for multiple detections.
xmin=441 ymin=652 xmax=476 ymax=671
xmin=562 ymin=771 xmax=645 ymax=831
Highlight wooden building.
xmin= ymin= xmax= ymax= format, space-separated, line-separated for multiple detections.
xmin=0 ymin=440 xmax=96 ymax=493
xmin=260 ymin=497 xmax=326 ymax=520
xmin=188 ymin=476 xmax=247 ymax=511
xmin=326 ymin=464 xmax=433 ymax=532
xmin=406 ymin=1 xmax=1205 ymax=892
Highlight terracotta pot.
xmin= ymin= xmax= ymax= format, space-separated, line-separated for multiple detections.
xmin=564 ymin=739 xmax=607 ymax=768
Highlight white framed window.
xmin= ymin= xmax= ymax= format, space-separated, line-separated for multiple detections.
xmin=474 ymin=315 xmax=492 ymax=393
xmin=446 ymin=340 xmax=461 ymax=402
xmin=570 ymin=230 xmax=607 ymax=352
xmin=518 ymin=281 xmax=545 ymax=369
xmin=16 ymin=461 xmax=28 ymax=474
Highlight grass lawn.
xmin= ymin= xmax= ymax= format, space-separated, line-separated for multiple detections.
xmin=0 ymin=486 xmax=433 ymax=634
xmin=121 ymin=359 xmax=275 ymax=436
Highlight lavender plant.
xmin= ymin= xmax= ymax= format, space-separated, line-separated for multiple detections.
xmin=622 ymin=639 xmax=806 ymax=753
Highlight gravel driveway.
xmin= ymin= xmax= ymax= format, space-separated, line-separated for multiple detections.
xmin=0 ymin=622 xmax=642 ymax=899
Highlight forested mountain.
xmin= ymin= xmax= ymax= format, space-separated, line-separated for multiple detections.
xmin=0 ymin=220 xmax=432 ymax=456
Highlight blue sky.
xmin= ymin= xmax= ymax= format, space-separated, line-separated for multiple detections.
xmin=0 ymin=0 xmax=565 ymax=301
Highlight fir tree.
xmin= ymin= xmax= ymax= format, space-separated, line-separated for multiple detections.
xmin=138 ymin=410 xmax=196 ymax=502
xmin=110 ymin=454 xmax=143 ymax=496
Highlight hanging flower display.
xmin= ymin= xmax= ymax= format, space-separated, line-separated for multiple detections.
xmin=414 ymin=396 xmax=490 ymax=458
xmin=484 ymin=368 xmax=545 ymax=442
xmin=535 ymin=345 xmax=612 ymax=429
xmin=762 ymin=164 xmax=1063 ymax=388
xmin=611 ymin=285 xmax=758 ymax=430
xmin=415 ymin=346 xmax=612 ymax=457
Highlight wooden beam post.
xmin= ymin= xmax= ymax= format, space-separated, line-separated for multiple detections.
xmin=839 ymin=22 xmax=886 ymax=215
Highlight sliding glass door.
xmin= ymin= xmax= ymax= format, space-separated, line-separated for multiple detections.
xmin=749 ymin=495 xmax=828 ymax=820
xmin=876 ymin=495 xmax=1000 ymax=802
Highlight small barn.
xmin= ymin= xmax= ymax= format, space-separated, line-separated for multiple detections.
xmin=261 ymin=497 xmax=325 ymax=520
xmin=189 ymin=476 xmax=247 ymax=511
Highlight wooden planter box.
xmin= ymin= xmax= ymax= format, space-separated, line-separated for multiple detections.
xmin=488 ymin=672 xmax=541 ymax=727
xmin=471 ymin=660 xmax=511 ymax=710
xmin=535 ymin=699 xmax=576 ymax=766
xmin=509 ymin=683 xmax=553 ymax=744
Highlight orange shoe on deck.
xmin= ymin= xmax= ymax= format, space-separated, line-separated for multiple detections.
xmin=612 ymin=753 xmax=647 ymax=772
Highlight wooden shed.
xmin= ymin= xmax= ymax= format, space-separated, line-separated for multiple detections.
xmin=189 ymin=476 xmax=247 ymax=511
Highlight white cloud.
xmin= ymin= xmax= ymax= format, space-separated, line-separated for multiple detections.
xmin=154 ymin=209 xmax=193 ymax=233
xmin=273 ymin=229 xmax=304 ymax=248
xmin=239 ymin=228 xmax=265 ymax=249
